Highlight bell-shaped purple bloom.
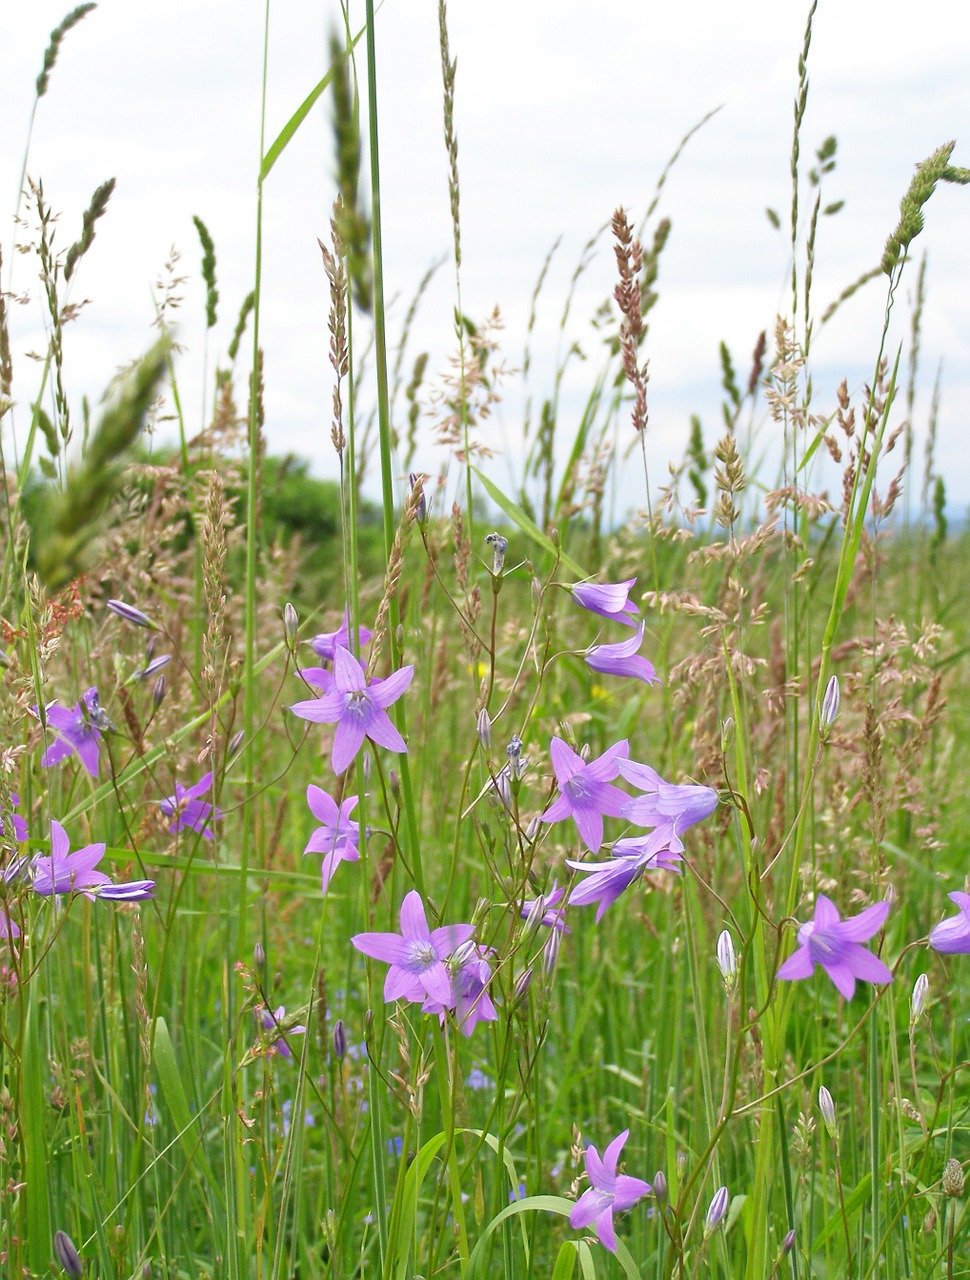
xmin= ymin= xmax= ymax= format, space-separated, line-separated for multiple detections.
xmin=540 ymin=737 xmax=630 ymax=852
xmin=310 ymin=611 xmax=373 ymax=662
xmin=160 ymin=772 xmax=222 ymax=839
xmin=567 ymin=825 xmax=684 ymax=921
xmin=38 ymin=688 xmax=104 ymax=778
xmin=352 ymin=890 xmax=475 ymax=1007
xmin=585 ymin=624 xmax=660 ymax=685
xmin=777 ymin=894 xmax=892 ymax=999
xmin=290 ymin=647 xmax=414 ymax=775
xmin=570 ymin=1128 xmax=652 ymax=1253
xmin=423 ymin=942 xmax=498 ymax=1037
xmin=304 ymin=784 xmax=361 ymax=893
xmin=571 ymin=579 xmax=639 ymax=627
xmin=31 ymin=820 xmax=154 ymax=901
xmin=617 ymin=759 xmax=719 ymax=833
xmin=929 ymin=891 xmax=970 ymax=954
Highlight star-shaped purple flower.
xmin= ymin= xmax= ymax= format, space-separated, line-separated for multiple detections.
xmin=31 ymin=820 xmax=154 ymax=901
xmin=310 ymin=611 xmax=373 ymax=661
xmin=777 ymin=894 xmax=892 ymax=999
xmin=570 ymin=579 xmax=639 ymax=627
xmin=617 ymin=759 xmax=719 ymax=833
xmin=160 ymin=772 xmax=222 ymax=839
xmin=585 ymin=623 xmax=660 ymax=684
xmin=422 ymin=942 xmax=498 ymax=1037
xmin=38 ymin=688 xmax=104 ymax=778
xmin=256 ymin=1005 xmax=307 ymax=1059
xmin=352 ymin=890 xmax=474 ymax=1007
xmin=304 ymin=784 xmax=361 ymax=893
xmin=570 ymin=1128 xmax=652 ymax=1253
xmin=929 ymin=891 xmax=970 ymax=954
xmin=540 ymin=737 xmax=630 ymax=852
xmin=290 ymin=648 xmax=414 ymax=775
xmin=567 ymin=825 xmax=684 ymax=921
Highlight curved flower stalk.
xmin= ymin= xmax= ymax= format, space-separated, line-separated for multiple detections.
xmin=776 ymin=894 xmax=892 ymax=998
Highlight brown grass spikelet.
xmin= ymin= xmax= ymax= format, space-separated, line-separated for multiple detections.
xmin=438 ymin=0 xmax=461 ymax=268
xmin=712 ymin=432 xmax=746 ymax=532
xmin=611 ymin=208 xmax=649 ymax=433
xmin=319 ymin=209 xmax=349 ymax=455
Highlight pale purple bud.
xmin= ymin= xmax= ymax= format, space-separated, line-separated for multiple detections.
xmin=513 ymin=967 xmax=533 ymax=1005
xmin=525 ymin=815 xmax=541 ymax=843
xmin=704 ymin=1186 xmax=729 ymax=1234
xmin=283 ymin=602 xmax=299 ymax=642
xmin=818 ymin=1086 xmax=837 ymax=1139
xmin=652 ymin=1170 xmax=668 ymax=1205
xmin=542 ymin=927 xmax=561 ymax=975
xmin=140 ymin=654 xmax=172 ymax=682
xmin=228 ymin=730 xmax=245 ymax=757
xmin=485 ymin=531 xmax=508 ymax=575
xmin=108 ymin=598 xmax=155 ymax=629
xmin=911 ymin=973 xmax=929 ymax=1025
xmin=152 ymin=675 xmax=166 ymax=708
xmin=333 ymin=1018 xmax=347 ymax=1061
xmin=54 ymin=1229 xmax=83 ymax=1278
xmin=477 ymin=707 xmax=491 ymax=750
xmin=782 ymin=1228 xmax=796 ymax=1255
xmin=254 ymin=942 xmax=266 ymax=969
xmin=715 ymin=929 xmax=737 ymax=993
xmin=819 ymin=674 xmax=841 ymax=731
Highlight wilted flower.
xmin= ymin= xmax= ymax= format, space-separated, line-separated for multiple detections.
xmin=484 ymin=531 xmax=508 ymax=574
xmin=569 ymin=1129 xmax=652 ymax=1253
xmin=290 ymin=647 xmax=413 ymax=775
xmin=160 ymin=772 xmax=222 ymax=839
xmin=351 ymin=890 xmax=474 ymax=1007
xmin=570 ymin=578 xmax=639 ymax=627
xmin=37 ymin=688 xmax=104 ymax=778
xmin=303 ymin=785 xmax=361 ymax=893
xmin=585 ymin=623 xmax=660 ymax=685
xmin=776 ymin=894 xmax=892 ymax=999
xmin=540 ymin=737 xmax=630 ymax=852
xmin=928 ymin=891 xmax=970 ymax=954
xmin=423 ymin=943 xmax=497 ymax=1037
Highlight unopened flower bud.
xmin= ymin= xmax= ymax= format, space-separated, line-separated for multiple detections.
xmin=228 ymin=730 xmax=245 ymax=757
xmin=332 ymin=1018 xmax=347 ymax=1061
xmin=819 ymin=674 xmax=841 ymax=731
xmin=144 ymin=635 xmax=158 ymax=662
xmin=54 ymin=1230 xmax=83 ymax=1278
xmin=525 ymin=815 xmax=541 ymax=843
xmin=720 ymin=717 xmax=735 ymax=750
xmin=253 ymin=942 xmax=266 ymax=969
xmin=388 ymin=769 xmax=400 ymax=798
xmin=513 ymin=967 xmax=533 ymax=1006
xmin=477 ymin=707 xmax=491 ymax=750
xmin=152 ymin=675 xmax=166 ymax=708
xmin=782 ymin=1228 xmax=796 ymax=1255
xmin=542 ymin=927 xmax=562 ymax=975
xmin=652 ymin=1170 xmax=668 ymax=1206
xmin=704 ymin=1186 xmax=729 ymax=1234
xmin=943 ymin=1157 xmax=965 ymax=1197
xmin=283 ymin=602 xmax=299 ymax=642
xmin=715 ymin=929 xmax=738 ymax=993
xmin=911 ymin=973 xmax=929 ymax=1025
xmin=141 ymin=654 xmax=171 ymax=682
xmin=409 ymin=473 xmax=427 ymax=523
xmin=818 ymin=1086 xmax=837 ymax=1139
xmin=108 ymin=598 xmax=155 ymax=629
xmin=485 ymin=532 xmax=508 ymax=575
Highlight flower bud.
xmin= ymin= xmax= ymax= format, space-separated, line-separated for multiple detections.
xmin=715 ymin=929 xmax=738 ymax=993
xmin=108 ymin=598 xmax=155 ymax=629
xmin=943 ymin=1157 xmax=965 ymax=1197
xmin=819 ymin=674 xmax=841 ymax=731
xmin=513 ymin=967 xmax=533 ymax=1006
xmin=141 ymin=654 xmax=172 ymax=682
xmin=228 ymin=730 xmax=245 ymax=757
xmin=253 ymin=942 xmax=266 ymax=970
xmin=542 ymin=927 xmax=562 ymax=975
xmin=652 ymin=1170 xmax=668 ymax=1206
xmin=332 ymin=1018 xmax=347 ymax=1061
xmin=283 ymin=602 xmax=299 ymax=642
xmin=54 ymin=1230 xmax=83 ymax=1278
xmin=704 ymin=1186 xmax=729 ymax=1234
xmin=152 ymin=675 xmax=166 ymax=708
xmin=781 ymin=1228 xmax=796 ymax=1255
xmin=818 ymin=1086 xmax=837 ymax=1139
xmin=911 ymin=973 xmax=929 ymax=1025
xmin=525 ymin=815 xmax=541 ymax=843
xmin=477 ymin=707 xmax=491 ymax=750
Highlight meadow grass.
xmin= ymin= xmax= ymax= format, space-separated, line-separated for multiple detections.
xmin=1 ymin=3 xmax=969 ymax=1278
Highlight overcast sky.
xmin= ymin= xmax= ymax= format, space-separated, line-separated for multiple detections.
xmin=3 ymin=0 xmax=969 ymax=520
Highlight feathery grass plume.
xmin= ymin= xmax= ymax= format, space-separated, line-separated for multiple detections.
xmin=611 ymin=208 xmax=649 ymax=434
xmin=0 ymin=250 xmax=12 ymax=400
xmin=319 ymin=208 xmax=349 ymax=454
xmin=882 ymin=141 xmax=969 ymax=276
xmin=33 ymin=183 xmax=72 ymax=448
xmin=227 ymin=290 xmax=255 ymax=363
xmin=329 ymin=30 xmax=372 ymax=312
xmin=687 ymin=415 xmax=708 ymax=507
xmin=64 ymin=178 xmax=115 ymax=283
xmin=438 ymin=0 xmax=461 ymax=269
xmin=789 ymin=0 xmax=819 ymax=313
xmin=712 ymin=431 xmax=746 ymax=534
xmin=30 ymin=334 xmax=171 ymax=590
xmin=191 ymin=216 xmax=219 ymax=329
xmin=36 ymin=4 xmax=97 ymax=98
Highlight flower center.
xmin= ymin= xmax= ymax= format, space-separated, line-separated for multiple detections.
xmin=564 ymin=775 xmax=590 ymax=803
xmin=344 ymin=689 xmax=371 ymax=723
xmin=407 ymin=940 xmax=437 ymax=971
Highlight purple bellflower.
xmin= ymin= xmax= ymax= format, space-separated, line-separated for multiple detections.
xmin=929 ymin=892 xmax=970 ymax=954
xmin=351 ymin=890 xmax=475 ymax=1007
xmin=310 ymin=611 xmax=373 ymax=662
xmin=1 ymin=792 xmax=28 ymax=844
xmin=567 ymin=826 xmax=684 ymax=921
xmin=570 ymin=1128 xmax=652 ymax=1253
xmin=521 ymin=882 xmax=569 ymax=933
xmin=617 ymin=759 xmax=719 ymax=833
xmin=290 ymin=647 xmax=414 ymax=775
xmin=0 ymin=910 xmax=19 ymax=940
xmin=423 ymin=942 xmax=498 ymax=1037
xmin=540 ymin=737 xmax=630 ymax=852
xmin=570 ymin=579 xmax=639 ymax=627
xmin=38 ymin=688 xmax=104 ymax=778
xmin=585 ymin=624 xmax=660 ymax=685
xmin=32 ymin=820 xmax=154 ymax=900
xmin=776 ymin=894 xmax=892 ymax=999
xmin=160 ymin=772 xmax=222 ymax=839
xmin=256 ymin=1005 xmax=307 ymax=1059
xmin=304 ymin=784 xmax=361 ymax=894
